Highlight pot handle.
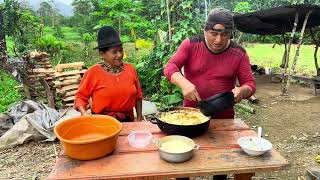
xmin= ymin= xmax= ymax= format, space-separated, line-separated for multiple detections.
xmin=149 ymin=117 xmax=159 ymax=124
xmin=152 ymin=139 xmax=160 ymax=148
xmin=194 ymin=144 xmax=200 ymax=150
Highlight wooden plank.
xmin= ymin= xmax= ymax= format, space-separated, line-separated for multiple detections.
xmin=55 ymin=82 xmax=80 ymax=87
xmin=56 ymin=84 xmax=79 ymax=93
xmin=63 ymin=103 xmax=74 ymax=107
xmin=48 ymin=148 xmax=288 ymax=180
xmin=57 ymin=90 xmax=77 ymax=97
xmin=64 ymin=90 xmax=77 ymax=97
xmin=35 ymin=61 xmax=51 ymax=65
xmin=119 ymin=119 xmax=250 ymax=136
xmin=58 ymin=75 xmax=81 ymax=81
xmin=55 ymin=70 xmax=86 ymax=77
xmin=62 ymin=96 xmax=75 ymax=102
xmin=28 ymin=68 xmax=55 ymax=74
xmin=54 ymin=78 xmax=80 ymax=87
xmin=113 ymin=130 xmax=255 ymax=154
xmin=28 ymin=74 xmax=53 ymax=78
xmin=55 ymin=62 xmax=85 ymax=72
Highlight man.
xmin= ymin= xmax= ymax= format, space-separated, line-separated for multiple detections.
xmin=164 ymin=8 xmax=256 ymax=180
xmin=164 ymin=8 xmax=256 ymax=119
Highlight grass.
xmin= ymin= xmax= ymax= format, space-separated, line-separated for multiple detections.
xmin=44 ymin=26 xmax=82 ymax=41
xmin=246 ymin=43 xmax=319 ymax=76
xmin=5 ymin=36 xmax=14 ymax=55
xmin=61 ymin=27 xmax=82 ymax=41
xmin=0 ymin=70 xmax=22 ymax=112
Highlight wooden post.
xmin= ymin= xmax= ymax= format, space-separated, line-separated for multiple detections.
xmin=284 ymin=10 xmax=312 ymax=93
xmin=39 ymin=78 xmax=55 ymax=108
xmin=280 ymin=33 xmax=287 ymax=68
xmin=166 ymin=0 xmax=171 ymax=41
xmin=310 ymin=28 xmax=320 ymax=76
xmin=281 ymin=11 xmax=299 ymax=95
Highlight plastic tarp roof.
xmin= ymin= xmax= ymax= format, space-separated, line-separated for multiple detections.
xmin=234 ymin=4 xmax=320 ymax=35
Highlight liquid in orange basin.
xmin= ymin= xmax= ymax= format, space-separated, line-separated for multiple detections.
xmin=70 ymin=133 xmax=107 ymax=141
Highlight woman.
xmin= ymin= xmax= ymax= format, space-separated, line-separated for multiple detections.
xmin=74 ymin=25 xmax=142 ymax=122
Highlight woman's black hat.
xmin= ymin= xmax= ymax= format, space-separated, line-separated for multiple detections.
xmin=94 ymin=26 xmax=122 ymax=49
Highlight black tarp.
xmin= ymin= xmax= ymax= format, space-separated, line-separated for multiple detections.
xmin=234 ymin=4 xmax=320 ymax=35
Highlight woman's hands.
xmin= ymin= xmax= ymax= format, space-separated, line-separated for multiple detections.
xmin=78 ymin=106 xmax=90 ymax=116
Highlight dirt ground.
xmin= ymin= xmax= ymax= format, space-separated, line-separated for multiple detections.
xmin=0 ymin=75 xmax=319 ymax=180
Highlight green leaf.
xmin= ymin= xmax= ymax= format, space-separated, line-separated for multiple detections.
xmin=163 ymin=93 xmax=183 ymax=105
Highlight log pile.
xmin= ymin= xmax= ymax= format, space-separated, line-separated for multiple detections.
xmin=23 ymin=51 xmax=55 ymax=107
xmin=54 ymin=62 xmax=86 ymax=107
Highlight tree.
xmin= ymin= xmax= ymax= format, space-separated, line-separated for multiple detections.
xmin=3 ymin=0 xmax=40 ymax=53
xmin=72 ymin=0 xmax=93 ymax=15
xmin=37 ymin=2 xmax=56 ymax=26
xmin=70 ymin=0 xmax=95 ymax=34
xmin=93 ymin=0 xmax=151 ymax=38
xmin=0 ymin=4 xmax=9 ymax=72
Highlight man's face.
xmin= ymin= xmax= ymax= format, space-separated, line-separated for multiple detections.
xmin=204 ymin=24 xmax=232 ymax=53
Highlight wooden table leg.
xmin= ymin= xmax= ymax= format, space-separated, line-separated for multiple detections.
xmin=234 ymin=173 xmax=255 ymax=180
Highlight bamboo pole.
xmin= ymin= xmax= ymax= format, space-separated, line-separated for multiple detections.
xmin=204 ymin=0 xmax=208 ymax=20
xmin=166 ymin=0 xmax=171 ymax=41
xmin=285 ymin=10 xmax=313 ymax=93
xmin=281 ymin=11 xmax=299 ymax=95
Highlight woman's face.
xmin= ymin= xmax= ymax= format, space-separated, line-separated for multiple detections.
xmin=100 ymin=45 xmax=124 ymax=67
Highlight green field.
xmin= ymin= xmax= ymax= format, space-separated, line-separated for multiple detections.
xmin=61 ymin=27 xmax=82 ymax=41
xmin=246 ymin=44 xmax=319 ymax=76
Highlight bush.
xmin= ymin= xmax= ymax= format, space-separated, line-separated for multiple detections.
xmin=36 ymin=35 xmax=65 ymax=55
xmin=0 ymin=71 xmax=23 ymax=112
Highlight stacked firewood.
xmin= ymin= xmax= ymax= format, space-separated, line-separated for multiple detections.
xmin=24 ymin=51 xmax=55 ymax=107
xmin=54 ymin=62 xmax=86 ymax=107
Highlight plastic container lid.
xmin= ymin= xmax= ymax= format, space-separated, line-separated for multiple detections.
xmin=127 ymin=130 xmax=152 ymax=148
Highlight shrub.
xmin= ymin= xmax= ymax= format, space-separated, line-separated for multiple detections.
xmin=0 ymin=71 xmax=23 ymax=112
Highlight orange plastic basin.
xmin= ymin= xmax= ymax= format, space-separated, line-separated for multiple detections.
xmin=54 ymin=115 xmax=122 ymax=160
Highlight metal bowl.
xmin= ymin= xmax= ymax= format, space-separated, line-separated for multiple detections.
xmin=154 ymin=135 xmax=199 ymax=163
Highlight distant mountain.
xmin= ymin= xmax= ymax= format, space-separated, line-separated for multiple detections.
xmin=0 ymin=0 xmax=74 ymax=16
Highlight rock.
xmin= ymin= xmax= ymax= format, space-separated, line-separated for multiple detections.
xmin=292 ymin=135 xmax=298 ymax=140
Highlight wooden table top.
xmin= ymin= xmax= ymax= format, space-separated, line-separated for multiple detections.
xmin=48 ymin=119 xmax=289 ymax=180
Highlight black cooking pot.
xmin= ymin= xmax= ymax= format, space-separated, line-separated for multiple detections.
xmin=197 ymin=92 xmax=234 ymax=116
xmin=150 ymin=107 xmax=211 ymax=138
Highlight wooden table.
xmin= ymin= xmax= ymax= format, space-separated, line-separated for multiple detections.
xmin=48 ymin=119 xmax=289 ymax=180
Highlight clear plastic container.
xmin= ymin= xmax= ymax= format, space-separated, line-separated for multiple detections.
xmin=127 ymin=130 xmax=152 ymax=148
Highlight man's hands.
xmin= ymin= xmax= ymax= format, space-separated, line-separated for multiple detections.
xmin=171 ymin=72 xmax=201 ymax=102
xmin=181 ymin=81 xmax=201 ymax=102
xmin=232 ymin=85 xmax=253 ymax=103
